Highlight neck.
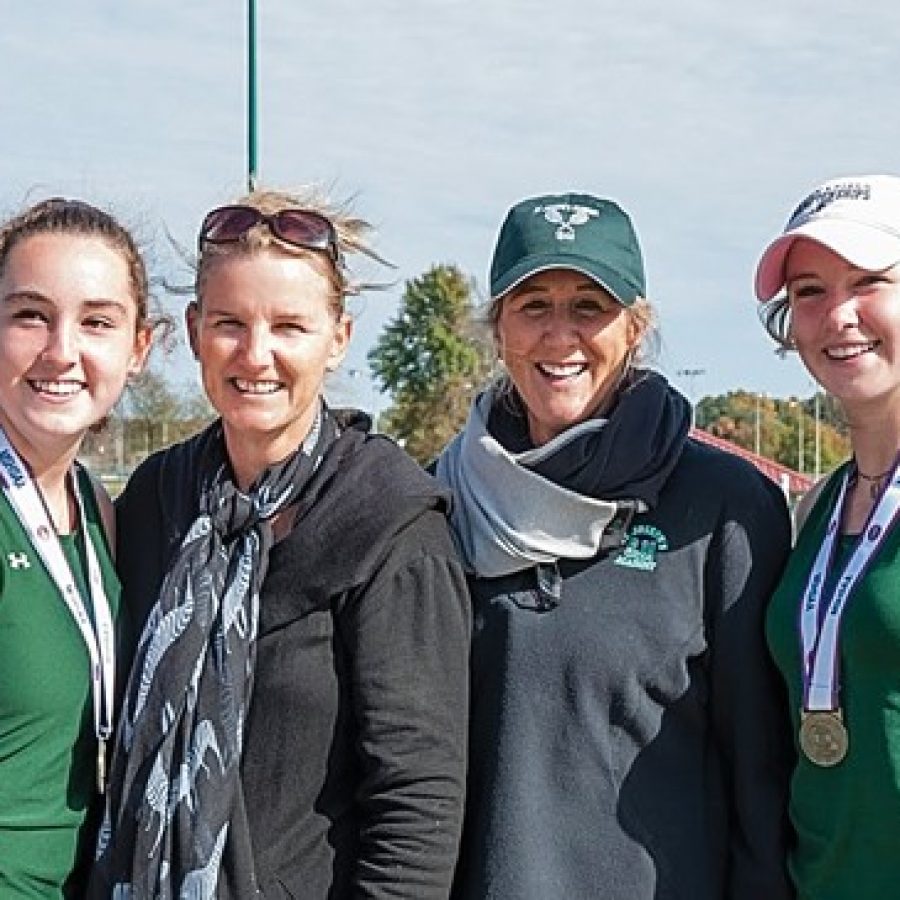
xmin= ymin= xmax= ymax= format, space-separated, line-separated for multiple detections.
xmin=221 ymin=407 xmax=321 ymax=493
xmin=839 ymin=412 xmax=900 ymax=533
xmin=224 ymin=430 xmax=304 ymax=493
xmin=847 ymin=421 xmax=900 ymax=481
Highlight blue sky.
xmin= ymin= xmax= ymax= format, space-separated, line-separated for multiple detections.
xmin=3 ymin=0 xmax=898 ymax=411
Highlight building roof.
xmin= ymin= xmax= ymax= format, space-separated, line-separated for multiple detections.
xmin=690 ymin=427 xmax=815 ymax=496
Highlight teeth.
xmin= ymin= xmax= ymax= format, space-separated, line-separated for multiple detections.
xmin=233 ymin=379 xmax=281 ymax=394
xmin=538 ymin=363 xmax=586 ymax=377
xmin=826 ymin=343 xmax=877 ymax=360
xmin=31 ymin=380 xmax=83 ymax=396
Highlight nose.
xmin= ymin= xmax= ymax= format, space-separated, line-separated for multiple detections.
xmin=824 ymin=291 xmax=861 ymax=330
xmin=41 ymin=321 xmax=79 ymax=365
xmin=242 ymin=324 xmax=274 ymax=367
xmin=541 ymin=307 xmax=580 ymax=348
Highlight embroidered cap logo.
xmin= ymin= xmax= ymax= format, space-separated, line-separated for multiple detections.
xmin=534 ymin=203 xmax=600 ymax=241
xmin=787 ymin=181 xmax=873 ymax=227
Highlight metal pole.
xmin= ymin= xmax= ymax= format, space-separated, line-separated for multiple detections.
xmin=247 ymin=0 xmax=258 ymax=192
xmin=676 ymin=368 xmax=705 ymax=429
xmin=797 ymin=401 xmax=804 ymax=473
xmin=814 ymin=391 xmax=822 ymax=479
xmin=755 ymin=392 xmax=761 ymax=456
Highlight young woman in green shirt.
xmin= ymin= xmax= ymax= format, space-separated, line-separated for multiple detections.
xmin=756 ymin=174 xmax=900 ymax=900
xmin=0 ymin=199 xmax=152 ymax=897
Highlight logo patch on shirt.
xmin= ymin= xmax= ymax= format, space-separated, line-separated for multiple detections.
xmin=613 ymin=524 xmax=668 ymax=572
xmin=7 ymin=551 xmax=31 ymax=570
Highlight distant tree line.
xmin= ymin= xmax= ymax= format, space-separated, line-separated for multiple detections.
xmin=696 ymin=390 xmax=849 ymax=475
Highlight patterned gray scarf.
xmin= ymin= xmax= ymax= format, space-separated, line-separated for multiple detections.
xmin=90 ymin=406 xmax=337 ymax=900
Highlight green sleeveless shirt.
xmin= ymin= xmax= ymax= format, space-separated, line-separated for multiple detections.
xmin=767 ymin=464 xmax=900 ymax=900
xmin=0 ymin=467 xmax=121 ymax=898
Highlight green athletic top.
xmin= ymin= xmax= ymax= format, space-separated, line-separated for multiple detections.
xmin=0 ymin=467 xmax=120 ymax=898
xmin=767 ymin=463 xmax=900 ymax=900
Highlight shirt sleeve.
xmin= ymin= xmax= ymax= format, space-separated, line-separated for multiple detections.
xmin=706 ymin=475 xmax=796 ymax=900
xmin=336 ymin=511 xmax=471 ymax=899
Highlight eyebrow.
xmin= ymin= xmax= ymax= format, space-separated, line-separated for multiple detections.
xmin=2 ymin=290 xmax=130 ymax=313
xmin=784 ymin=273 xmax=818 ymax=284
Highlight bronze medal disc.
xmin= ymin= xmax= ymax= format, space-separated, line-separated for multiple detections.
xmin=799 ymin=710 xmax=848 ymax=767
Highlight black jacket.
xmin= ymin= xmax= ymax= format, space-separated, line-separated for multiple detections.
xmin=445 ymin=401 xmax=795 ymax=900
xmin=115 ymin=415 xmax=471 ymax=899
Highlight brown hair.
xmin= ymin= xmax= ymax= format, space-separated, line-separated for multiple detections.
xmin=195 ymin=187 xmax=387 ymax=319
xmin=0 ymin=197 xmax=150 ymax=329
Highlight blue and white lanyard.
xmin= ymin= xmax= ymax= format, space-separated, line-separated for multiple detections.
xmin=0 ymin=428 xmax=115 ymax=758
xmin=799 ymin=459 xmax=900 ymax=712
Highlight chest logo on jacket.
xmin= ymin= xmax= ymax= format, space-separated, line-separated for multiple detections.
xmin=613 ymin=524 xmax=668 ymax=572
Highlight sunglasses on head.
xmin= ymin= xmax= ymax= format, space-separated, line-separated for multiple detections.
xmin=198 ymin=205 xmax=340 ymax=263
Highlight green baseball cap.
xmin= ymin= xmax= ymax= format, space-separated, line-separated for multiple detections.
xmin=489 ymin=191 xmax=646 ymax=306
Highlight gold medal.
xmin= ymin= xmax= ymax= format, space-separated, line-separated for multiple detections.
xmin=799 ymin=709 xmax=848 ymax=767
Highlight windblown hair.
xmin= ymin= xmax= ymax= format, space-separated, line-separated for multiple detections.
xmin=195 ymin=187 xmax=390 ymax=317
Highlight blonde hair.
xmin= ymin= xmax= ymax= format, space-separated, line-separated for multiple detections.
xmin=195 ymin=186 xmax=388 ymax=317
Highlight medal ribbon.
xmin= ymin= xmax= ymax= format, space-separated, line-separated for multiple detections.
xmin=0 ymin=428 xmax=115 ymax=759
xmin=800 ymin=458 xmax=900 ymax=712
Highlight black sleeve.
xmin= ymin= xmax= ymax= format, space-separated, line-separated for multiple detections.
xmin=113 ymin=453 xmax=171 ymax=678
xmin=706 ymin=473 xmax=796 ymax=900
xmin=337 ymin=510 xmax=471 ymax=899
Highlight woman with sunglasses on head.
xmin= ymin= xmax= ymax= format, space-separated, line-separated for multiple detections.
xmin=90 ymin=189 xmax=471 ymax=900
xmin=434 ymin=191 xmax=795 ymax=900
xmin=756 ymin=174 xmax=900 ymax=900
xmin=0 ymin=198 xmax=153 ymax=897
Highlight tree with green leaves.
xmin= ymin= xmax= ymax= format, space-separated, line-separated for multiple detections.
xmin=368 ymin=264 xmax=492 ymax=463
xmin=695 ymin=389 xmax=850 ymax=474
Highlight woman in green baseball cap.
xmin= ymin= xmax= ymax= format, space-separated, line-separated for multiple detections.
xmin=435 ymin=191 xmax=795 ymax=900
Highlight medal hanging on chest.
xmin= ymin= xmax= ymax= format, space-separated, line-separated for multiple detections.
xmin=797 ymin=457 xmax=900 ymax=767
xmin=798 ymin=710 xmax=848 ymax=767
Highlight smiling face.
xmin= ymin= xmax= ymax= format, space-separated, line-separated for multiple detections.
xmin=188 ymin=247 xmax=350 ymax=486
xmin=786 ymin=239 xmax=900 ymax=416
xmin=0 ymin=233 xmax=151 ymax=468
xmin=495 ymin=268 xmax=645 ymax=446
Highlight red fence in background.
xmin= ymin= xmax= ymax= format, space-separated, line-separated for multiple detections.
xmin=690 ymin=428 xmax=815 ymax=497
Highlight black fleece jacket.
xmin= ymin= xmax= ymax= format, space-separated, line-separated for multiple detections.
xmin=451 ymin=437 xmax=795 ymax=900
xmin=115 ymin=415 xmax=471 ymax=899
